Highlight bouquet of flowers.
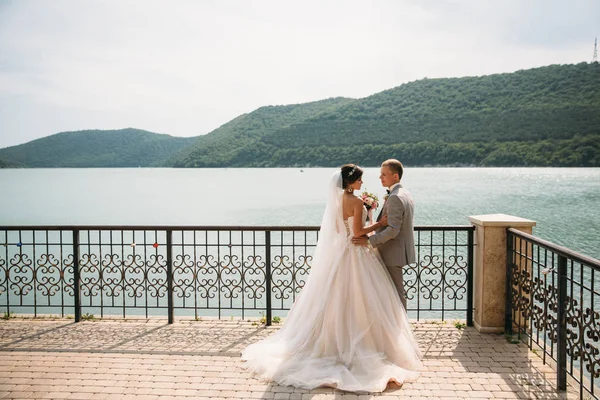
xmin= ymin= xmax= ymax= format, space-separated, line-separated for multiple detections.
xmin=360 ymin=190 xmax=379 ymax=211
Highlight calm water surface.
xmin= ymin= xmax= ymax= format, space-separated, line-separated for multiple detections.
xmin=0 ymin=167 xmax=599 ymax=259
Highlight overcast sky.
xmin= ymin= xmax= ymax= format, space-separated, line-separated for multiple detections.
xmin=0 ymin=0 xmax=598 ymax=148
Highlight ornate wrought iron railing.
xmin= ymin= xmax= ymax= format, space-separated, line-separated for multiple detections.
xmin=506 ymin=228 xmax=600 ymax=399
xmin=0 ymin=225 xmax=473 ymax=326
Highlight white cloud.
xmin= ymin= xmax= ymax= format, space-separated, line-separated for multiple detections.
xmin=0 ymin=0 xmax=597 ymax=148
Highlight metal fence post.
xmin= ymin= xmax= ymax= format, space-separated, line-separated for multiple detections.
xmin=167 ymin=230 xmax=174 ymax=324
xmin=467 ymin=227 xmax=474 ymax=327
xmin=557 ymin=254 xmax=567 ymax=391
xmin=265 ymin=230 xmax=272 ymax=326
xmin=73 ymin=230 xmax=81 ymax=323
xmin=3 ymin=230 xmax=9 ymax=316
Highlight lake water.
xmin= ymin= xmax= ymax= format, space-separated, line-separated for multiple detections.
xmin=1 ymin=167 xmax=598 ymax=260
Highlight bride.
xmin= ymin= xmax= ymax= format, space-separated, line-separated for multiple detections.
xmin=241 ymin=164 xmax=422 ymax=393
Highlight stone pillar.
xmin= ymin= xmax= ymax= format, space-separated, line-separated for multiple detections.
xmin=468 ymin=213 xmax=536 ymax=333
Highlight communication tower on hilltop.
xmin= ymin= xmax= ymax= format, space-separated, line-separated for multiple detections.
xmin=594 ymin=37 xmax=598 ymax=63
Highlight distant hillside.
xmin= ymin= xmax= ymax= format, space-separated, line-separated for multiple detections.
xmin=0 ymin=158 xmax=24 ymax=168
xmin=0 ymin=128 xmax=198 ymax=167
xmin=167 ymin=62 xmax=600 ymax=167
xmin=3 ymin=63 xmax=599 ymax=168
xmin=163 ymin=97 xmax=356 ymax=167
xmin=264 ymin=63 xmax=600 ymax=147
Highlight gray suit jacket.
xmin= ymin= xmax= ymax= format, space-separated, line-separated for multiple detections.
xmin=368 ymin=184 xmax=416 ymax=267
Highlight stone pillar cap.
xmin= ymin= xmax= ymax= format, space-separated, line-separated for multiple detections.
xmin=468 ymin=213 xmax=537 ymax=227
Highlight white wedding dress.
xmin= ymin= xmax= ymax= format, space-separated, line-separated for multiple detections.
xmin=241 ymin=172 xmax=422 ymax=393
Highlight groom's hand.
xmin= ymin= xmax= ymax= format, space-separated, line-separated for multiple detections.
xmin=352 ymin=235 xmax=369 ymax=246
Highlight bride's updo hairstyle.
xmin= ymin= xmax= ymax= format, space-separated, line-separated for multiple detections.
xmin=341 ymin=164 xmax=363 ymax=189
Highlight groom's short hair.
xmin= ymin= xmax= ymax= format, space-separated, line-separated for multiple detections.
xmin=382 ymin=159 xmax=404 ymax=180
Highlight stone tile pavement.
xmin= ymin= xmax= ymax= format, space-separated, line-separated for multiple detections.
xmin=0 ymin=319 xmax=578 ymax=399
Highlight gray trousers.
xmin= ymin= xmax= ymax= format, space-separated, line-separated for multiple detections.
xmin=386 ymin=265 xmax=407 ymax=310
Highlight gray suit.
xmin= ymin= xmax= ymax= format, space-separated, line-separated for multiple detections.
xmin=368 ymin=184 xmax=416 ymax=308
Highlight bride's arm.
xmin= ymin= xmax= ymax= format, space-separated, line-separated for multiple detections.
xmin=352 ymin=198 xmax=385 ymax=237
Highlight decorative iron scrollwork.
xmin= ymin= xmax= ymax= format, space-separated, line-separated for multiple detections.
xmin=1 ymin=227 xmax=473 ymax=323
xmin=507 ymin=229 xmax=600 ymax=398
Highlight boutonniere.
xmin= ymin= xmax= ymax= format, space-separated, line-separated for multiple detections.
xmin=384 ymin=194 xmax=389 ymax=202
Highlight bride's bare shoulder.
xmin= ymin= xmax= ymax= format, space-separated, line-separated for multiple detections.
xmin=352 ymin=196 xmax=367 ymax=212
xmin=345 ymin=194 xmax=362 ymax=205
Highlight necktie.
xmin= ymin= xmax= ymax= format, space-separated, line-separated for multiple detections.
xmin=378 ymin=190 xmax=391 ymax=222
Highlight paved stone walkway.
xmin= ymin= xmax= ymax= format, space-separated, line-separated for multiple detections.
xmin=0 ymin=319 xmax=577 ymax=399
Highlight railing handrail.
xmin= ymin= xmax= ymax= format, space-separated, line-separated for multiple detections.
xmin=0 ymin=225 xmax=475 ymax=231
xmin=1 ymin=224 xmax=475 ymax=327
xmin=506 ymin=228 xmax=600 ymax=396
xmin=507 ymin=227 xmax=600 ymax=269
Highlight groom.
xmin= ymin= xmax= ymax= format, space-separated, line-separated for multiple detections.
xmin=352 ymin=159 xmax=415 ymax=309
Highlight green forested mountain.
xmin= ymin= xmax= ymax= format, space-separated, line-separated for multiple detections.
xmin=164 ymin=97 xmax=356 ymax=167
xmin=0 ymin=128 xmax=198 ymax=167
xmin=2 ymin=63 xmax=599 ymax=168
xmin=0 ymin=158 xmax=24 ymax=168
xmin=167 ymin=62 xmax=600 ymax=167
